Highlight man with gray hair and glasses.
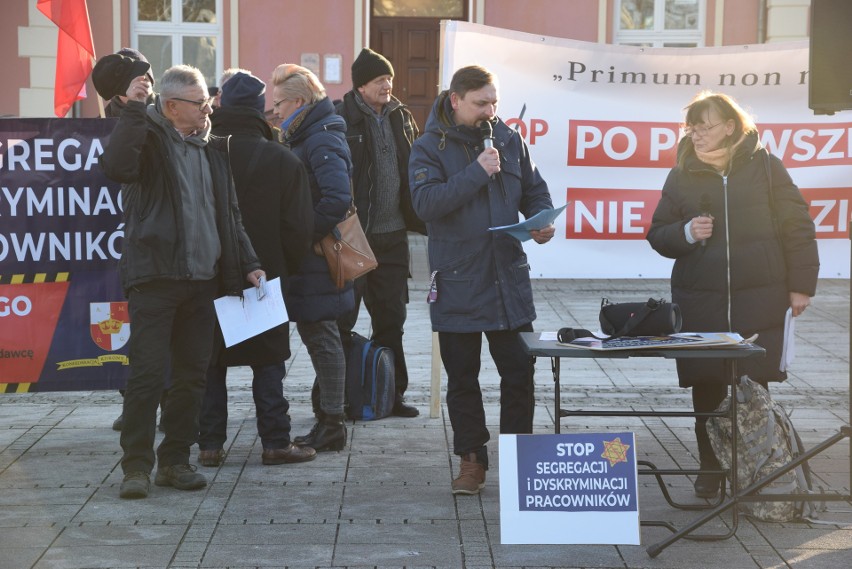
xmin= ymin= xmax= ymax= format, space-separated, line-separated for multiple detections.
xmin=100 ymin=64 xmax=265 ymax=499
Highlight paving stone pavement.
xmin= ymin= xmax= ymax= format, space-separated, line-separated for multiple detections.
xmin=0 ymin=234 xmax=850 ymax=569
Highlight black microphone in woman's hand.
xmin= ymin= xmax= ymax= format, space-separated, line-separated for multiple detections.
xmin=699 ymin=193 xmax=711 ymax=247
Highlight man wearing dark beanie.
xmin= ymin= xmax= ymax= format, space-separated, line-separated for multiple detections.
xmin=336 ymin=48 xmax=426 ymax=418
xmin=200 ymin=69 xmax=317 ymax=467
xmin=218 ymin=71 xmax=267 ymax=113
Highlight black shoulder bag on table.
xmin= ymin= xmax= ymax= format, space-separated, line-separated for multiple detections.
xmin=598 ymin=297 xmax=682 ymax=338
xmin=557 ymin=297 xmax=682 ymax=344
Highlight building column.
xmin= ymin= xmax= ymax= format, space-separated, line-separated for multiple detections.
xmin=18 ymin=1 xmax=59 ymax=117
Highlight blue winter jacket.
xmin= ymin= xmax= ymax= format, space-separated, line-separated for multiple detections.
xmin=282 ymin=97 xmax=355 ymax=322
xmin=409 ymin=91 xmax=553 ymax=332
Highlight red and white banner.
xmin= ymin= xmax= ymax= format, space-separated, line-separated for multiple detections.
xmin=442 ymin=22 xmax=852 ymax=278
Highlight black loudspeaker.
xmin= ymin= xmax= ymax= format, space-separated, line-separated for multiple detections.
xmin=809 ymin=0 xmax=852 ymax=115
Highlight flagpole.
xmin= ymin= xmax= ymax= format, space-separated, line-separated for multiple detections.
xmin=84 ymin=4 xmax=103 ymax=118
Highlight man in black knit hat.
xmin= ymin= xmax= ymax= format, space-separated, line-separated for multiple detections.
xmin=336 ymin=48 xmax=426 ymax=417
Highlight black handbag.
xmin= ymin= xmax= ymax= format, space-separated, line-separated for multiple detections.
xmin=599 ymin=297 xmax=682 ymax=339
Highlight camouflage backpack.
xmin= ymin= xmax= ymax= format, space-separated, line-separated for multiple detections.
xmin=706 ymin=376 xmax=821 ymax=522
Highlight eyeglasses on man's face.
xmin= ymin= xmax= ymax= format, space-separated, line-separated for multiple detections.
xmin=171 ymin=96 xmax=215 ymax=111
xmin=684 ymin=122 xmax=722 ymax=137
xmin=272 ymin=98 xmax=287 ymax=109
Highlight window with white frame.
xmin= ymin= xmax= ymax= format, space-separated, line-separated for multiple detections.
xmin=132 ymin=0 xmax=222 ymax=88
xmin=615 ymin=0 xmax=705 ymax=47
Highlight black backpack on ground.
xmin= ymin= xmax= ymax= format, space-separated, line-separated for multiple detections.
xmin=342 ymin=331 xmax=396 ymax=421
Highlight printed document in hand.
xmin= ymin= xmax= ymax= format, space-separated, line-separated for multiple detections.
xmin=214 ymin=277 xmax=288 ymax=347
xmin=780 ymin=307 xmax=795 ymax=372
xmin=489 ymin=204 xmax=568 ymax=242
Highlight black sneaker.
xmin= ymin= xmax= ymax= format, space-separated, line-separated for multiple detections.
xmin=119 ymin=471 xmax=150 ymax=499
xmin=154 ymin=464 xmax=207 ymax=491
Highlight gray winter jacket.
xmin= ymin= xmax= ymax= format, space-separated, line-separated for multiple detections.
xmin=409 ymin=91 xmax=553 ymax=333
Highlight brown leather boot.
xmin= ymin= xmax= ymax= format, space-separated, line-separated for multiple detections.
xmin=452 ymin=453 xmax=486 ymax=495
xmin=198 ymin=448 xmax=225 ymax=467
xmin=261 ymin=443 xmax=317 ymax=465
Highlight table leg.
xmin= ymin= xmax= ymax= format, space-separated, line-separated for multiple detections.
xmin=552 ymin=357 xmax=561 ymax=434
xmin=430 ymin=331 xmax=441 ymax=418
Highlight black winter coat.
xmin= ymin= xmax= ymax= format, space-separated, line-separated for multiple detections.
xmin=647 ymin=131 xmax=819 ymax=386
xmin=335 ymin=92 xmax=426 ymax=234
xmin=281 ymin=97 xmax=355 ymax=322
xmin=99 ymin=100 xmax=261 ymax=297
xmin=210 ymin=107 xmax=314 ymax=366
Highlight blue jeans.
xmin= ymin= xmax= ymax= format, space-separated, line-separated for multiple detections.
xmin=120 ymin=278 xmax=218 ymax=474
xmin=439 ymin=324 xmax=535 ymax=458
xmin=199 ymin=361 xmax=291 ymax=450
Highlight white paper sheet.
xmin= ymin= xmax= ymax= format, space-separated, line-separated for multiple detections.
xmin=780 ymin=307 xmax=795 ymax=372
xmin=213 ymin=277 xmax=288 ymax=348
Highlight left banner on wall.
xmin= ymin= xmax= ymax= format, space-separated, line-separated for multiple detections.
xmin=0 ymin=118 xmax=129 ymax=392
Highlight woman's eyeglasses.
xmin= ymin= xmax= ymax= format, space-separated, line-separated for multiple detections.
xmin=171 ymin=96 xmax=215 ymax=111
xmin=684 ymin=123 xmax=721 ymax=137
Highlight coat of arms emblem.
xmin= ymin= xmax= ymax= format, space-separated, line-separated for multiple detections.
xmin=89 ymin=302 xmax=130 ymax=351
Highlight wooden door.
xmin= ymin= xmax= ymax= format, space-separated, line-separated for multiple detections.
xmin=371 ymin=18 xmax=441 ymax=133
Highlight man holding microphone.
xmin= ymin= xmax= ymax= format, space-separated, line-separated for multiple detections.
xmin=408 ymin=65 xmax=555 ymax=495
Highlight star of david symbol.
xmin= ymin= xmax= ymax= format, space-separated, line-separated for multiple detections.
xmin=601 ymin=437 xmax=631 ymax=467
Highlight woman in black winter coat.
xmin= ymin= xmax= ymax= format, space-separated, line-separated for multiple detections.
xmin=646 ymin=91 xmax=819 ymax=499
xmin=271 ymin=65 xmax=355 ymax=452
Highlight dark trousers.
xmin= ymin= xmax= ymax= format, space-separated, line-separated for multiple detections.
xmin=338 ymin=229 xmax=411 ymax=395
xmin=439 ymin=324 xmax=535 ymax=459
xmin=120 ymin=279 xmax=218 ymax=474
xmin=199 ymin=361 xmax=291 ymax=450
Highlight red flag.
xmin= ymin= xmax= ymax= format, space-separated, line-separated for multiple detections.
xmin=37 ymin=0 xmax=95 ymax=117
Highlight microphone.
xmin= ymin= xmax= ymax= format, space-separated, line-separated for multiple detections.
xmin=699 ymin=193 xmax=712 ymax=247
xmin=480 ymin=120 xmax=496 ymax=180
xmin=480 ymin=120 xmax=494 ymax=149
